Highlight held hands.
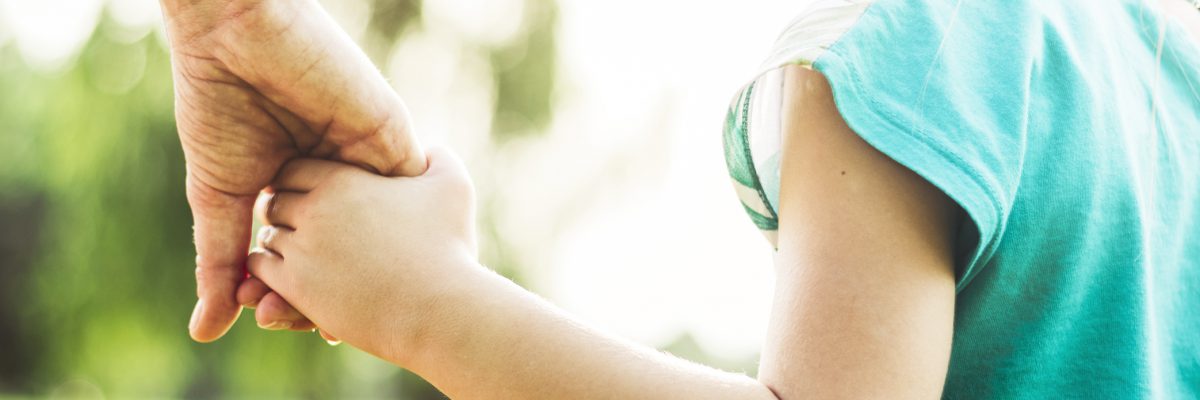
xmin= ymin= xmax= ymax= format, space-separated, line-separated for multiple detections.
xmin=159 ymin=0 xmax=427 ymax=341
xmin=246 ymin=149 xmax=482 ymax=362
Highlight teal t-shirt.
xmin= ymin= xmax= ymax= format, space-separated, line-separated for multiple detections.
xmin=724 ymin=0 xmax=1200 ymax=397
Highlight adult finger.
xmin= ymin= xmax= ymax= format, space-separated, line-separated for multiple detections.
xmin=236 ymin=276 xmax=271 ymax=308
xmin=272 ymin=158 xmax=351 ymax=192
xmin=218 ymin=0 xmax=428 ymax=178
xmin=186 ymin=176 xmax=255 ymax=343
xmin=336 ymin=128 xmax=428 ymax=177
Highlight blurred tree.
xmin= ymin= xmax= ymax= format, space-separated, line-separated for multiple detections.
xmin=0 ymin=191 xmax=45 ymax=391
xmin=490 ymin=1 xmax=558 ymax=140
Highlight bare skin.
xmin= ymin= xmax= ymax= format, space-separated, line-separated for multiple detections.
xmin=159 ymin=0 xmax=425 ymax=341
xmin=247 ymin=68 xmax=960 ymax=398
xmin=758 ymin=66 xmax=958 ymax=398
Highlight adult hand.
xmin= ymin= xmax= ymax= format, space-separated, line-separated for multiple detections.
xmin=160 ymin=0 xmax=426 ymax=342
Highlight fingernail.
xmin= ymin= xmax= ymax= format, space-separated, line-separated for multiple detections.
xmin=325 ymin=339 xmax=342 ymax=346
xmin=189 ymin=300 xmax=204 ymax=332
xmin=259 ymin=320 xmax=292 ymax=330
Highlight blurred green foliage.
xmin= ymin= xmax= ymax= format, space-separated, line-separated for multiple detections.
xmin=490 ymin=3 xmax=558 ymax=139
xmin=0 ymin=0 xmax=559 ymax=397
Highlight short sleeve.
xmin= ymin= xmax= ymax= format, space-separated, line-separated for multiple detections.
xmin=787 ymin=0 xmax=1038 ymax=289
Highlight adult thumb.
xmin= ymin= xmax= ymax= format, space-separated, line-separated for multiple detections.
xmin=185 ymin=175 xmax=255 ymax=342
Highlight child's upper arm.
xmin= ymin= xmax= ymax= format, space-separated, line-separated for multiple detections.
xmin=758 ymin=65 xmax=960 ymax=399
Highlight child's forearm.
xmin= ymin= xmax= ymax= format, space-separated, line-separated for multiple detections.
xmin=397 ymin=262 xmax=779 ymax=400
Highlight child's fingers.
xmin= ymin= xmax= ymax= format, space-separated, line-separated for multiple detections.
xmin=254 ymin=291 xmax=306 ymax=331
xmin=256 ymin=225 xmax=295 ymax=256
xmin=263 ymin=192 xmax=305 ymax=229
xmin=318 ymin=329 xmax=341 ymax=346
xmin=255 ymin=190 xmax=305 ymax=229
xmin=246 ymin=249 xmax=286 ymax=293
xmin=236 ymin=276 xmax=272 ymax=308
xmin=245 ymin=250 xmax=308 ymax=328
xmin=242 ymin=279 xmax=317 ymax=331
xmin=272 ymin=158 xmax=352 ymax=192
xmin=289 ymin=318 xmax=317 ymax=332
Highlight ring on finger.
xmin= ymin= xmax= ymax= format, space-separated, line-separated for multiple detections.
xmin=257 ymin=225 xmax=278 ymax=252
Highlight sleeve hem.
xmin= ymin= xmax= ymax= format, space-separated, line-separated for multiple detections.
xmin=812 ymin=52 xmax=1008 ymax=292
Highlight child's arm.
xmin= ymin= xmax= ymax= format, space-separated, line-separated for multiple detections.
xmin=246 ymin=67 xmax=958 ymax=399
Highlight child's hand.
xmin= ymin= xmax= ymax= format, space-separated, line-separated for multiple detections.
xmin=246 ymin=148 xmax=479 ymax=362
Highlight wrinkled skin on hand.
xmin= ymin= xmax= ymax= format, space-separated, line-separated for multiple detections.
xmin=161 ymin=0 xmax=426 ymax=342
